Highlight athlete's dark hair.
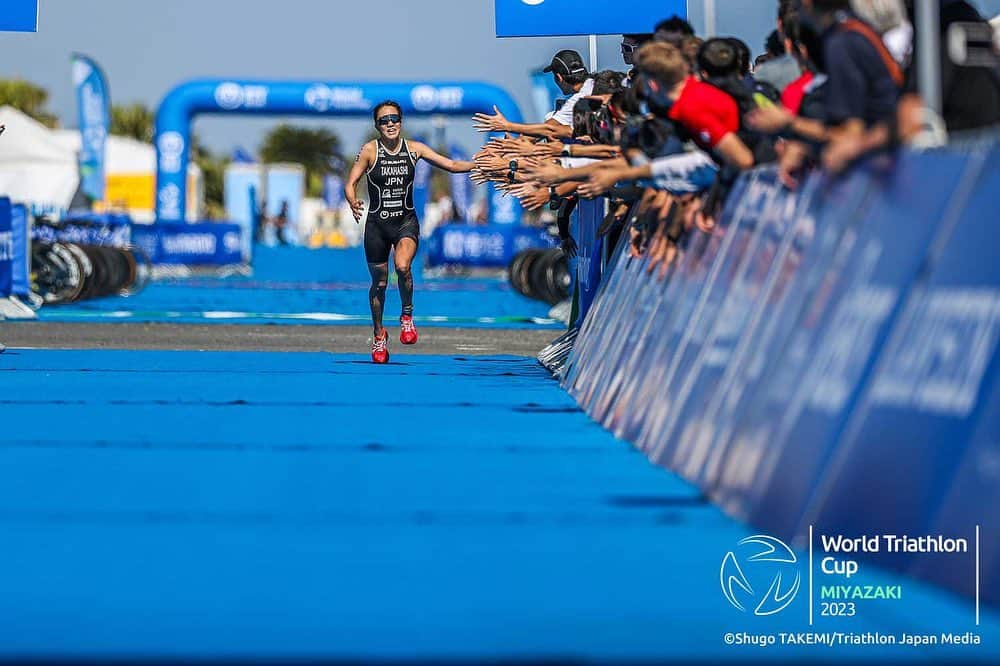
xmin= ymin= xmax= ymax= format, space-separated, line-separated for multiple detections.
xmin=373 ymin=100 xmax=403 ymax=124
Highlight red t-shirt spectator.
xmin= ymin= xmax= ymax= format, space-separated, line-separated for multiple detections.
xmin=667 ymin=77 xmax=740 ymax=150
xmin=781 ymin=71 xmax=815 ymax=115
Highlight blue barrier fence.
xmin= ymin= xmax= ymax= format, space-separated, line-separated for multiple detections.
xmin=424 ymin=223 xmax=556 ymax=268
xmin=31 ymin=212 xmax=132 ymax=247
xmin=0 ymin=198 xmax=30 ymax=299
xmin=562 ymin=142 xmax=999 ymax=605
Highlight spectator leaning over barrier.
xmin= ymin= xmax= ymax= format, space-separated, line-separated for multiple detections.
xmin=575 ymin=42 xmax=755 ymax=201
xmin=473 ymin=50 xmax=594 ymax=140
xmin=747 ymin=0 xmax=902 ymax=179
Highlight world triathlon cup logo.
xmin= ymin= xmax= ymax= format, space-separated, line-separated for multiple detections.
xmin=720 ymin=535 xmax=801 ymax=616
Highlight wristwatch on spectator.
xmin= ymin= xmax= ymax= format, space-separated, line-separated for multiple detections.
xmin=561 ymin=144 xmax=572 ymax=158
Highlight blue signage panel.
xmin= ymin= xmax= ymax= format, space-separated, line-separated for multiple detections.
xmin=424 ymin=223 xmax=556 ymax=268
xmin=10 ymin=204 xmax=29 ymax=297
xmin=0 ymin=198 xmax=12 ymax=297
xmin=802 ymin=150 xmax=999 ymax=570
xmin=131 ymin=222 xmax=244 ymax=266
xmin=1 ymin=0 xmax=37 ymax=32
xmin=743 ymin=152 xmax=972 ymax=540
xmin=495 ymin=0 xmax=686 ymax=37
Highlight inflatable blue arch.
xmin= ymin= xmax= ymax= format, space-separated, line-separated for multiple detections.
xmin=154 ymin=79 xmax=525 ymax=224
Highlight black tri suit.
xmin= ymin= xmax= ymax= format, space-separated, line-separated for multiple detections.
xmin=364 ymin=138 xmax=419 ymax=264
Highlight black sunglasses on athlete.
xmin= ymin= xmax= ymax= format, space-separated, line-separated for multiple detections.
xmin=377 ymin=114 xmax=402 ymax=126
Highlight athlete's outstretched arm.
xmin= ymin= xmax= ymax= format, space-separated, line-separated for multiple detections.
xmin=344 ymin=142 xmax=375 ymax=222
xmin=410 ymin=140 xmax=475 ymax=174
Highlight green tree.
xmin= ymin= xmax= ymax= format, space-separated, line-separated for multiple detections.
xmin=260 ymin=124 xmax=344 ymax=197
xmin=110 ymin=102 xmax=155 ymax=143
xmin=0 ymin=79 xmax=59 ymax=127
xmin=190 ymin=135 xmax=228 ymax=219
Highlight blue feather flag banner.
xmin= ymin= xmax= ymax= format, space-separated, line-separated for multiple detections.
xmin=72 ymin=54 xmax=111 ymax=203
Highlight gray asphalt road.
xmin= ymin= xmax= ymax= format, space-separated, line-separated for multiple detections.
xmin=0 ymin=322 xmax=562 ymax=356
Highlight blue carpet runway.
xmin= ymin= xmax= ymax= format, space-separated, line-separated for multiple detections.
xmin=2 ymin=247 xmax=997 ymax=661
xmin=0 ymin=350 xmax=996 ymax=662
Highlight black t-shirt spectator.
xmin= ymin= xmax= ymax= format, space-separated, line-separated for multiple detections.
xmin=905 ymin=0 xmax=1000 ymax=132
xmin=821 ymin=14 xmax=901 ymax=127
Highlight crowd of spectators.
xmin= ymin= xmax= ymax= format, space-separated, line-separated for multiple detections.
xmin=466 ymin=0 xmax=999 ymax=275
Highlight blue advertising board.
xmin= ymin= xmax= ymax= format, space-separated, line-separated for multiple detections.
xmin=10 ymin=204 xmax=30 ymax=297
xmin=639 ymin=172 xmax=779 ymax=461
xmin=425 ymin=223 xmax=556 ymax=268
xmin=707 ymin=169 xmax=876 ymax=507
xmin=0 ymin=198 xmax=12 ymax=297
xmin=739 ymin=152 xmax=974 ymax=540
xmin=799 ymin=150 xmax=998 ymax=567
xmin=573 ymin=198 xmax=605 ymax=327
xmin=1 ymin=0 xmax=37 ymax=32
xmin=131 ymin=222 xmax=244 ymax=266
xmin=495 ymin=0 xmax=685 ymax=37
xmin=32 ymin=213 xmax=132 ymax=247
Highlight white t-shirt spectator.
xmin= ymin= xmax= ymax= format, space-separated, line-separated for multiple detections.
xmin=551 ymin=78 xmax=595 ymax=127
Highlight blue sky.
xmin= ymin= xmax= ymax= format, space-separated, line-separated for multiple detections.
xmin=1 ymin=0 xmax=998 ymax=157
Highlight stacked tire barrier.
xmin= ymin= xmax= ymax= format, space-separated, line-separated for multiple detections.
xmin=509 ymin=248 xmax=570 ymax=305
xmin=29 ymin=215 xmax=150 ymax=304
xmin=561 ymin=141 xmax=999 ymax=606
xmin=30 ymin=242 xmax=149 ymax=304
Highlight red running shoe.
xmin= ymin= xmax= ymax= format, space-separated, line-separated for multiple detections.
xmin=371 ymin=330 xmax=389 ymax=364
xmin=399 ymin=315 xmax=419 ymax=345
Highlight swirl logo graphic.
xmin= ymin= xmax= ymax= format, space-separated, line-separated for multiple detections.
xmin=157 ymin=132 xmax=185 ymax=174
xmin=720 ymin=535 xmax=801 ymax=616
xmin=214 ymin=82 xmax=244 ymax=110
xmin=410 ymin=85 xmax=438 ymax=112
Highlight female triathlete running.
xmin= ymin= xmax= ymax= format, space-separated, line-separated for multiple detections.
xmin=345 ymin=100 xmax=475 ymax=363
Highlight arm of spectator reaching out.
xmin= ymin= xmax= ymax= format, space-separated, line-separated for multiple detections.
xmin=473 ymin=105 xmax=572 ymax=140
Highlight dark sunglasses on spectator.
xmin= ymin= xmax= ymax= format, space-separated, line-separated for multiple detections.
xmin=377 ymin=114 xmax=402 ymax=126
xmin=621 ymin=42 xmax=638 ymax=55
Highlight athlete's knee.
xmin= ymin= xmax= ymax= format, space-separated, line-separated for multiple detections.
xmin=394 ymin=262 xmax=412 ymax=279
xmin=368 ymin=262 xmax=389 ymax=282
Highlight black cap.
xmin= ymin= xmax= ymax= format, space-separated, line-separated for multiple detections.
xmin=543 ymin=50 xmax=588 ymax=76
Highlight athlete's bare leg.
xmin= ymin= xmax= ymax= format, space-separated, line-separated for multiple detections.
xmin=394 ymin=238 xmax=417 ymax=317
xmin=367 ymin=261 xmax=389 ymax=336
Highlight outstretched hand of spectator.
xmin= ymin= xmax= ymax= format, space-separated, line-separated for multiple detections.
xmin=474 ymin=152 xmax=510 ymax=173
xmin=522 ymin=161 xmax=564 ymax=185
xmin=513 ymin=183 xmax=550 ymax=211
xmin=578 ymin=168 xmax=621 ymax=199
xmin=473 ymin=105 xmax=510 ymax=133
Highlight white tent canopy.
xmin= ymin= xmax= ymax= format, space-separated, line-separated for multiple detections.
xmin=0 ymin=105 xmax=79 ymax=215
xmin=0 ymin=105 xmax=202 ymax=221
